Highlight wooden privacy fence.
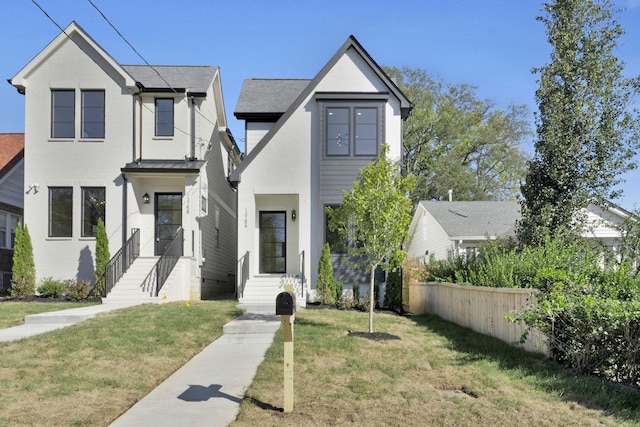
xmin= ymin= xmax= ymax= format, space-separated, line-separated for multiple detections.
xmin=407 ymin=281 xmax=548 ymax=355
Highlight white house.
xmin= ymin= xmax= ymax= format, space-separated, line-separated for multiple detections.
xmin=406 ymin=200 xmax=632 ymax=263
xmin=229 ymin=36 xmax=412 ymax=307
xmin=0 ymin=133 xmax=24 ymax=290
xmin=9 ymin=22 xmax=241 ymax=301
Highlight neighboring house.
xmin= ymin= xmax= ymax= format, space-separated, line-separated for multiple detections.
xmin=406 ymin=200 xmax=632 ymax=263
xmin=9 ymin=22 xmax=241 ymax=300
xmin=0 ymin=133 xmax=24 ymax=290
xmin=229 ymin=36 xmax=412 ymax=306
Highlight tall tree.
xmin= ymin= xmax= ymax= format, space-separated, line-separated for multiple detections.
xmin=518 ymin=0 xmax=640 ymax=245
xmin=94 ymin=218 xmax=110 ymax=289
xmin=327 ymin=145 xmax=416 ymax=333
xmin=384 ymin=66 xmax=530 ymax=204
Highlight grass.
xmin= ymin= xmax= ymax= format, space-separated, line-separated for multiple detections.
xmin=232 ymin=308 xmax=640 ymax=427
xmin=0 ymin=301 xmax=100 ymax=329
xmin=0 ymin=300 xmax=241 ymax=427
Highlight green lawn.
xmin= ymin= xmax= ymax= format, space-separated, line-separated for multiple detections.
xmin=0 ymin=300 xmax=100 ymax=329
xmin=0 ymin=300 xmax=241 ymax=427
xmin=233 ymin=308 xmax=640 ymax=427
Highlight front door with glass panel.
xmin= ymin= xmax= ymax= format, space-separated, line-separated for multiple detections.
xmin=155 ymin=193 xmax=182 ymax=256
xmin=259 ymin=211 xmax=286 ymax=273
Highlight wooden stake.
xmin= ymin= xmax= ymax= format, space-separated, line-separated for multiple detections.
xmin=282 ymin=314 xmax=294 ymax=412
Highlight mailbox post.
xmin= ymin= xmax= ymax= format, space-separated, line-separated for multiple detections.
xmin=276 ymin=285 xmax=296 ymax=412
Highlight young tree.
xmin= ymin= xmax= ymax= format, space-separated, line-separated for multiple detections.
xmin=94 ymin=218 xmax=110 ymax=287
xmin=11 ymin=223 xmax=36 ymax=297
xmin=518 ymin=0 xmax=640 ymax=245
xmin=327 ymin=145 xmax=416 ymax=333
xmin=383 ymin=66 xmax=531 ymax=204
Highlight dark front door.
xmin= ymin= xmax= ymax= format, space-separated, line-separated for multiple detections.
xmin=155 ymin=193 xmax=182 ymax=255
xmin=259 ymin=211 xmax=286 ymax=273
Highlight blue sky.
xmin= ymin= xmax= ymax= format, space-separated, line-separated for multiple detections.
xmin=1 ymin=0 xmax=639 ymax=206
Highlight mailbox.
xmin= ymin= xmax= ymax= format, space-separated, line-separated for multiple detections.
xmin=276 ymin=291 xmax=296 ymax=316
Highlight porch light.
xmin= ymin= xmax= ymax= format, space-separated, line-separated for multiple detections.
xmin=291 ymin=210 xmax=296 ymax=221
xmin=143 ymin=193 xmax=150 ymax=204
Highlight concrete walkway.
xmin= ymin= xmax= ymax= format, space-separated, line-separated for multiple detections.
xmin=0 ymin=301 xmax=281 ymax=426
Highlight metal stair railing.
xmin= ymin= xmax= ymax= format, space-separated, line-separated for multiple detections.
xmin=141 ymin=228 xmax=184 ymax=297
xmin=96 ymin=228 xmax=140 ymax=297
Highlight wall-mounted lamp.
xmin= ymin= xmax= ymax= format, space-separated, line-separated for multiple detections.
xmin=291 ymin=209 xmax=296 ymax=221
xmin=143 ymin=193 xmax=150 ymax=204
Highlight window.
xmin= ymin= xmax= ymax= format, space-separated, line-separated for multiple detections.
xmin=49 ymin=187 xmax=73 ymax=237
xmin=155 ymin=98 xmax=174 ymax=136
xmin=81 ymin=187 xmax=106 ymax=237
xmin=324 ymin=204 xmax=347 ymax=253
xmin=51 ymin=90 xmax=75 ymax=138
xmin=259 ymin=212 xmax=286 ymax=273
xmin=325 ymin=105 xmax=379 ymax=157
xmin=0 ymin=212 xmax=22 ymax=249
xmin=81 ymin=90 xmax=105 ymax=138
xmin=201 ymin=196 xmax=207 ymax=213
xmin=0 ymin=212 xmax=5 ymax=249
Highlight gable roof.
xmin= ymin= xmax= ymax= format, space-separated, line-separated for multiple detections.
xmin=0 ymin=133 xmax=24 ymax=178
xmin=234 ymin=79 xmax=312 ymax=120
xmin=10 ymin=21 xmax=136 ymax=94
xmin=419 ymin=201 xmax=520 ymax=240
xmin=229 ymin=35 xmax=412 ymax=184
xmin=122 ymin=65 xmax=218 ymax=95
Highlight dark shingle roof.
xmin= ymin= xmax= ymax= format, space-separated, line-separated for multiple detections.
xmin=420 ymin=201 xmax=520 ymax=239
xmin=234 ymin=79 xmax=311 ymax=117
xmin=0 ymin=133 xmax=24 ymax=178
xmin=122 ymin=65 xmax=218 ymax=93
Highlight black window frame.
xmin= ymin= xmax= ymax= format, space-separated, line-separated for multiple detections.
xmin=51 ymin=89 xmax=75 ymax=139
xmin=324 ymin=103 xmax=381 ymax=158
xmin=81 ymin=187 xmax=106 ymax=237
xmin=155 ymin=98 xmax=174 ymax=137
xmin=81 ymin=90 xmax=105 ymax=139
xmin=49 ymin=187 xmax=73 ymax=238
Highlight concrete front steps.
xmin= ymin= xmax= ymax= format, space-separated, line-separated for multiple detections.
xmin=238 ymin=276 xmax=283 ymax=313
xmin=102 ymin=257 xmax=163 ymax=304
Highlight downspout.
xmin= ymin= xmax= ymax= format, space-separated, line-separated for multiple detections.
xmin=138 ymin=94 xmax=143 ymax=161
xmin=122 ymin=173 xmax=128 ymax=246
xmin=132 ymin=93 xmax=138 ymax=162
xmin=190 ymin=96 xmax=196 ymax=159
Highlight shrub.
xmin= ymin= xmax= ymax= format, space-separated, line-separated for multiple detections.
xmin=65 ymin=279 xmax=92 ymax=300
xmin=95 ymin=218 xmax=110 ymax=287
xmin=336 ymin=290 xmax=356 ymax=310
xmin=316 ymin=243 xmax=337 ymax=304
xmin=37 ymin=277 xmax=68 ymax=298
xmin=384 ymin=270 xmax=402 ymax=311
xmin=11 ymin=223 xmax=36 ymax=297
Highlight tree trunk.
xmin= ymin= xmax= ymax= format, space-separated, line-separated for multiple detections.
xmin=369 ymin=265 xmax=375 ymax=333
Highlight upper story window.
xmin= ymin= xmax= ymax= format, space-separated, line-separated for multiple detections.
xmin=49 ymin=187 xmax=73 ymax=238
xmin=81 ymin=90 xmax=105 ymax=138
xmin=81 ymin=187 xmax=106 ymax=237
xmin=155 ymin=98 xmax=174 ymax=136
xmin=325 ymin=105 xmax=380 ymax=157
xmin=51 ymin=90 xmax=75 ymax=138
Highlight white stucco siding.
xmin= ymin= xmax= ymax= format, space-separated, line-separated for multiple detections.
xmin=22 ymin=36 xmax=133 ymax=282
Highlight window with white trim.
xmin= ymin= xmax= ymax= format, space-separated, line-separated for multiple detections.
xmin=155 ymin=98 xmax=174 ymax=136
xmin=81 ymin=90 xmax=105 ymax=138
xmin=51 ymin=89 xmax=75 ymax=138
xmin=49 ymin=187 xmax=73 ymax=237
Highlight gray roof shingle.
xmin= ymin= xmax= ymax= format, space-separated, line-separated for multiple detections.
xmin=234 ymin=78 xmax=311 ymax=116
xmin=122 ymin=65 xmax=218 ymax=93
xmin=420 ymin=201 xmax=520 ymax=239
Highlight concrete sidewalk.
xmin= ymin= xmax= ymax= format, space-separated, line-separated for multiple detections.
xmin=110 ymin=311 xmax=280 ymax=426
xmin=0 ymin=301 xmax=280 ymax=426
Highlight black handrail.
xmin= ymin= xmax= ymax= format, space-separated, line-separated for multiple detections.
xmin=141 ymin=228 xmax=183 ymax=297
xmin=299 ymin=250 xmax=305 ymax=301
xmin=237 ymin=250 xmax=250 ymax=299
xmin=98 ymin=228 xmax=140 ymax=297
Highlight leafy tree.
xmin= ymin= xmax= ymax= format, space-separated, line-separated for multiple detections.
xmin=11 ymin=223 xmax=36 ymax=297
xmin=384 ymin=66 xmax=530 ymax=204
xmin=327 ymin=145 xmax=416 ymax=333
xmin=317 ymin=242 xmax=337 ymax=304
xmin=94 ymin=218 xmax=110 ymax=287
xmin=518 ymin=0 xmax=640 ymax=246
